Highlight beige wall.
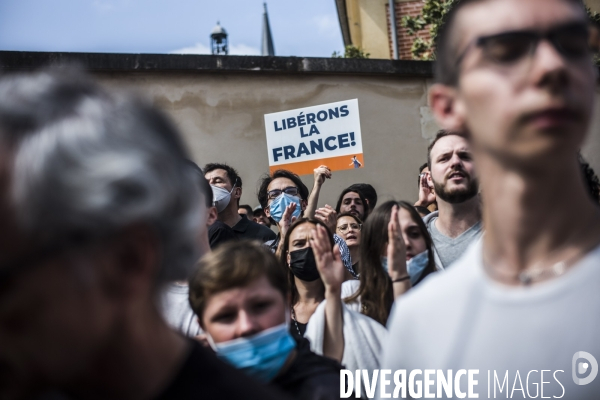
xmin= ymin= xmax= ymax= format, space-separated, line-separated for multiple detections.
xmin=587 ymin=0 xmax=600 ymax=12
xmin=97 ymin=72 xmax=431 ymax=209
xmin=95 ymin=71 xmax=600 ymax=210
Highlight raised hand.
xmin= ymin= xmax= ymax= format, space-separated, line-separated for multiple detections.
xmin=415 ymin=171 xmax=436 ymax=207
xmin=310 ymin=224 xmax=345 ymax=293
xmin=387 ymin=205 xmax=408 ymax=280
xmin=313 ymin=165 xmax=332 ymax=188
xmin=279 ymin=202 xmax=298 ymax=240
xmin=314 ymin=204 xmax=337 ymax=233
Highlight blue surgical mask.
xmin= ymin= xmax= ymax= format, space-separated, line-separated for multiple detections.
xmin=210 ymin=322 xmax=296 ymax=382
xmin=381 ymin=256 xmax=388 ymax=273
xmin=407 ymin=250 xmax=429 ymax=285
xmin=269 ymin=193 xmax=302 ymax=223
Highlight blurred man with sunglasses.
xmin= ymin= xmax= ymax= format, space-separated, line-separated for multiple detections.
xmin=382 ymin=0 xmax=600 ymax=397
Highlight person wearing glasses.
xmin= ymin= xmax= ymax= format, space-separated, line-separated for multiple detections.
xmin=257 ymin=169 xmax=310 ymax=257
xmin=258 ymin=169 xmax=353 ymax=273
xmin=381 ymin=0 xmax=600 ymax=398
xmin=336 ymin=213 xmax=362 ymax=279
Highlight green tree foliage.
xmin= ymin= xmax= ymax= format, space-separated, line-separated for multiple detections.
xmin=403 ymin=1 xmax=600 ymax=62
xmin=401 ymin=0 xmax=457 ymax=60
xmin=332 ymin=45 xmax=370 ymax=59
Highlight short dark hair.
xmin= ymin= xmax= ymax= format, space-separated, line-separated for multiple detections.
xmin=187 ymin=160 xmax=213 ymax=208
xmin=238 ymin=204 xmax=253 ymax=215
xmin=204 ymin=163 xmax=242 ymax=188
xmin=347 ymin=183 xmax=378 ymax=209
xmin=257 ymin=169 xmax=309 ymax=209
xmin=427 ymin=130 xmax=470 ymax=169
xmin=335 ymin=188 xmax=370 ymax=220
xmin=189 ymin=240 xmax=288 ymax=325
xmin=434 ymin=0 xmax=586 ymax=86
xmin=253 ymin=208 xmax=266 ymax=217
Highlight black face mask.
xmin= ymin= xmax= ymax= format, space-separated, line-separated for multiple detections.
xmin=289 ymin=247 xmax=320 ymax=282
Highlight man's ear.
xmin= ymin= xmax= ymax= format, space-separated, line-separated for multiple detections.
xmin=426 ymin=172 xmax=434 ymax=189
xmin=264 ymin=205 xmax=271 ymax=218
xmin=233 ymin=186 xmax=242 ymax=200
xmin=206 ymin=206 xmax=218 ymax=226
xmin=429 ymin=83 xmax=466 ymax=132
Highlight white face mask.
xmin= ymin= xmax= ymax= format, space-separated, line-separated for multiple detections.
xmin=211 ymin=185 xmax=235 ymax=213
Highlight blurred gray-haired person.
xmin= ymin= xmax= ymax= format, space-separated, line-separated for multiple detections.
xmin=0 ymin=69 xmax=285 ymax=400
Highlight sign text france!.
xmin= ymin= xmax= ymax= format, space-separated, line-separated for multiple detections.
xmin=264 ymin=99 xmax=364 ymax=176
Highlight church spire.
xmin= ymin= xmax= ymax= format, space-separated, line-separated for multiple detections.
xmin=261 ymin=3 xmax=275 ymax=56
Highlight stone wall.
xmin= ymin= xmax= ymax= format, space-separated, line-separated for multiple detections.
xmin=1 ymin=52 xmax=599 ymax=209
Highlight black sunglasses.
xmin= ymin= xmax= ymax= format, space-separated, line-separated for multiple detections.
xmin=456 ymin=22 xmax=591 ymax=67
xmin=267 ymin=186 xmax=299 ymax=200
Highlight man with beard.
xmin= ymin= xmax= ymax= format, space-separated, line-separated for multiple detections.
xmin=423 ymin=130 xmax=482 ymax=269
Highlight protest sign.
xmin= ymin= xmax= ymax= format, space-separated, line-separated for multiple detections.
xmin=264 ymin=99 xmax=364 ymax=176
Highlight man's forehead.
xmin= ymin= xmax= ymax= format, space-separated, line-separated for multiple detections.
xmin=432 ymin=135 xmax=471 ymax=156
xmin=268 ymin=177 xmax=295 ymax=190
xmin=205 ymin=168 xmax=229 ymax=180
xmin=455 ymin=0 xmax=586 ymax=50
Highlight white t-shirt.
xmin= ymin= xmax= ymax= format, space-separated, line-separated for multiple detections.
xmin=341 ymin=279 xmax=361 ymax=312
xmin=381 ymin=239 xmax=600 ymax=399
xmin=159 ymin=283 xmax=203 ymax=337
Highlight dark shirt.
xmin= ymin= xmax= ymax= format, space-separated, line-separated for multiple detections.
xmin=36 ymin=341 xmax=288 ymax=400
xmin=289 ymin=320 xmax=307 ymax=343
xmin=157 ymin=340 xmax=289 ymax=399
xmin=265 ymin=233 xmax=280 ymax=253
xmin=233 ymin=214 xmax=276 ymax=242
xmin=272 ymin=338 xmax=347 ymax=400
xmin=208 ymin=220 xmax=238 ymax=249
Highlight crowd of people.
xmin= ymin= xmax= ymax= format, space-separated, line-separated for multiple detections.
xmin=2 ymin=0 xmax=600 ymax=399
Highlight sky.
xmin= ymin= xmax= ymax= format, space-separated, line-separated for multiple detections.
xmin=0 ymin=0 xmax=344 ymax=57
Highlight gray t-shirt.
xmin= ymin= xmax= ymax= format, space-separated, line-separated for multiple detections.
xmin=426 ymin=213 xmax=482 ymax=269
xmin=380 ymin=240 xmax=600 ymax=399
xmin=159 ymin=283 xmax=202 ymax=337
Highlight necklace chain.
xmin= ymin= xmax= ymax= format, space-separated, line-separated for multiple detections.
xmin=290 ymin=306 xmax=302 ymax=337
xmin=483 ymin=213 xmax=600 ymax=286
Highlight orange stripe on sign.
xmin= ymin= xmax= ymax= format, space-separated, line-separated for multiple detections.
xmin=269 ymin=154 xmax=364 ymax=176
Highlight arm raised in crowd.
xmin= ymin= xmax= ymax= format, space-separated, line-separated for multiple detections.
xmin=305 ymin=165 xmax=331 ymax=218
xmin=275 ymin=203 xmax=299 ymax=259
xmin=311 ymin=224 xmax=345 ymax=362
xmin=387 ymin=205 xmax=412 ymax=298
xmin=414 ymin=170 xmax=436 ymax=208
